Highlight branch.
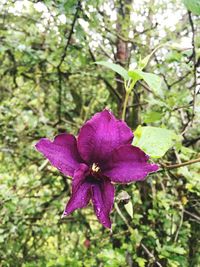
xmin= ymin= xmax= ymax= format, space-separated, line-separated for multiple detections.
xmin=141 ymin=244 xmax=163 ymax=267
xmin=88 ymin=46 xmax=121 ymax=102
xmin=169 ymin=70 xmax=191 ymax=88
xmin=56 ymin=1 xmax=81 ymax=123
xmin=138 ymin=81 xmax=154 ymax=94
xmin=184 ymin=210 xmax=200 ymax=222
xmin=114 ymin=203 xmax=163 ymax=267
xmin=6 ymin=49 xmax=18 ymax=88
xmin=183 ymin=136 xmax=200 ymax=146
xmin=188 ymin=11 xmax=197 ymax=121
xmin=174 ymin=207 xmax=184 ymax=242
xmin=58 ymin=0 xmax=82 ymax=69
xmin=99 ymin=76 xmax=121 ymax=102
xmin=161 ymin=157 xmax=200 ymax=169
xmin=57 ymin=66 xmax=62 ymax=123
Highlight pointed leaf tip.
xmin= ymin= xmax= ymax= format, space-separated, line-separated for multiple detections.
xmin=95 ymin=61 xmax=129 ymax=80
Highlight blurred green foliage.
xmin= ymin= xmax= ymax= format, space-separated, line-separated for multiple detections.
xmin=0 ymin=0 xmax=200 ymax=266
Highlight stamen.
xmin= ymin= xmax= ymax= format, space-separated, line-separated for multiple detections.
xmin=92 ymin=163 xmax=100 ymax=173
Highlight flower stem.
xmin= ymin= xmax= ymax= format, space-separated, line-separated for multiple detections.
xmin=121 ymin=80 xmax=136 ymax=121
xmin=121 ymin=92 xmax=129 ymax=121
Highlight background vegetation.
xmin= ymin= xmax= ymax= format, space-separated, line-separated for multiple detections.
xmin=0 ymin=0 xmax=199 ymax=266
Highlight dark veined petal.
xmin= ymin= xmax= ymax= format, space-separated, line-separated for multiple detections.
xmin=102 ymin=145 xmax=159 ymax=183
xmin=63 ymin=164 xmax=90 ymax=216
xmin=72 ymin=163 xmax=89 ymax=193
xmin=62 ymin=181 xmax=91 ymax=216
xmin=91 ymin=179 xmax=115 ymax=229
xmin=35 ymin=133 xmax=82 ymax=177
xmin=77 ymin=109 xmax=133 ymax=164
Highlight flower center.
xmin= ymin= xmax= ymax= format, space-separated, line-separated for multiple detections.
xmin=85 ymin=163 xmax=102 ymax=183
xmin=91 ymin=163 xmax=100 ymax=173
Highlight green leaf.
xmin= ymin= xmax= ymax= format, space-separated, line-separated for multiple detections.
xmin=162 ymin=245 xmax=186 ymax=255
xmin=95 ymin=61 xmax=129 ymax=80
xmin=127 ymin=69 xmax=142 ymax=84
xmin=166 ymin=51 xmax=182 ymax=63
xmin=130 ymin=229 xmax=143 ymax=246
xmin=133 ymin=126 xmax=178 ymax=158
xmin=135 ymin=257 xmax=147 ymax=267
xmin=138 ymin=54 xmax=151 ymax=70
xmin=128 ymin=70 xmax=163 ymax=96
xmin=143 ymin=111 xmax=163 ymax=123
xmin=183 ymin=0 xmax=200 ymax=15
xmin=124 ymin=201 xmax=133 ymax=218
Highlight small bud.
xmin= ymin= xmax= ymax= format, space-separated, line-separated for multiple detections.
xmin=84 ymin=239 xmax=90 ymax=248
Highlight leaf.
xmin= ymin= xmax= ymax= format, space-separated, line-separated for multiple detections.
xmin=95 ymin=61 xmax=129 ymax=80
xmin=183 ymin=0 xmax=200 ymax=15
xmin=143 ymin=111 xmax=163 ymax=123
xmin=130 ymin=229 xmax=143 ymax=246
xmin=135 ymin=257 xmax=147 ymax=267
xmin=128 ymin=70 xmax=163 ymax=96
xmin=124 ymin=201 xmax=133 ymax=218
xmin=127 ymin=69 xmax=142 ymax=85
xmin=163 ymin=245 xmax=186 ymax=255
xmin=138 ymin=54 xmax=151 ymax=70
xmin=117 ymin=190 xmax=131 ymax=203
xmin=133 ymin=126 xmax=178 ymax=158
xmin=166 ymin=51 xmax=182 ymax=63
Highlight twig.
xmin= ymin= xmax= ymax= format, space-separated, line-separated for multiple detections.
xmin=172 ymin=104 xmax=192 ymax=111
xmin=58 ymin=0 xmax=82 ymax=69
xmin=127 ymin=102 xmax=148 ymax=109
xmin=57 ymin=66 xmax=62 ymax=123
xmin=99 ymin=44 xmax=114 ymax=60
xmin=138 ymin=81 xmax=154 ymax=94
xmin=114 ymin=203 xmax=132 ymax=230
xmin=38 ymin=159 xmax=49 ymax=171
xmin=174 ymin=207 xmax=184 ymax=242
xmin=57 ymin=1 xmax=82 ymax=122
xmin=114 ymin=203 xmax=163 ymax=267
xmin=88 ymin=47 xmax=121 ymax=102
xmin=184 ymin=136 xmax=200 ymax=146
xmin=161 ymin=157 xmax=200 ymax=169
xmin=141 ymin=244 xmax=163 ymax=267
xmin=181 ymin=120 xmax=193 ymax=135
xmin=188 ymin=11 xmax=197 ymax=122
xmin=169 ymin=71 xmax=191 ymax=88
xmin=184 ymin=210 xmax=200 ymax=222
xmin=6 ymin=49 xmax=18 ymax=88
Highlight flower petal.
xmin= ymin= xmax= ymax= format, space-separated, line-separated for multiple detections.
xmin=91 ymin=180 xmax=115 ymax=228
xmin=63 ymin=181 xmax=91 ymax=216
xmin=72 ymin=163 xmax=89 ymax=193
xmin=102 ymin=145 xmax=159 ymax=183
xmin=35 ymin=133 xmax=81 ymax=177
xmin=77 ymin=109 xmax=134 ymax=164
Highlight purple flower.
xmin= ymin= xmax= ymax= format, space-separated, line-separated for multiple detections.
xmin=36 ymin=109 xmax=158 ymax=228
